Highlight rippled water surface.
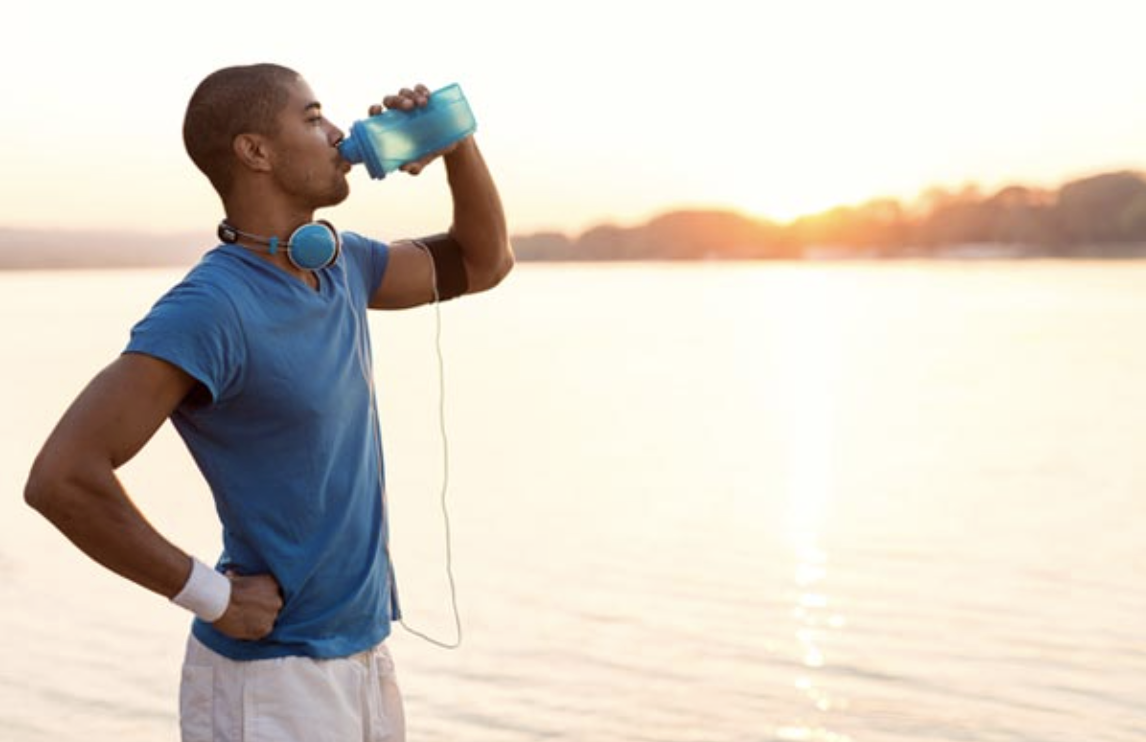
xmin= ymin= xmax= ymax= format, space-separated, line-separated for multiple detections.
xmin=1 ymin=262 xmax=1143 ymax=741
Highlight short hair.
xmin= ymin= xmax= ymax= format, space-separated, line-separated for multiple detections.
xmin=182 ymin=63 xmax=301 ymax=198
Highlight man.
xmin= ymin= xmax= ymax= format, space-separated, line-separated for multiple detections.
xmin=23 ymin=63 xmax=511 ymax=741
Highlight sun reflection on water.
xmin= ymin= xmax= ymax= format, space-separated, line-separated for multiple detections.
xmin=774 ymin=273 xmax=851 ymax=742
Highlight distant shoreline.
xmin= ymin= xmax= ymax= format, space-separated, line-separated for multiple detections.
xmin=10 ymin=167 xmax=1146 ymax=268
xmin=0 ymin=228 xmax=206 ymax=270
xmin=5 ymin=242 xmax=1146 ymax=271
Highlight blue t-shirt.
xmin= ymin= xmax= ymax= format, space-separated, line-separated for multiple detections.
xmin=125 ymin=232 xmax=398 ymax=661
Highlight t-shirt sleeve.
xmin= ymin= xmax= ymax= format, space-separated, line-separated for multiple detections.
xmin=341 ymin=231 xmax=390 ymax=299
xmin=123 ymin=279 xmax=245 ymax=405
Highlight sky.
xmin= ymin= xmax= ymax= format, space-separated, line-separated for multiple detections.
xmin=4 ymin=0 xmax=1146 ymax=240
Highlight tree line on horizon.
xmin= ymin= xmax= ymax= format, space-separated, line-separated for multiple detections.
xmin=512 ymin=170 xmax=1146 ymax=260
xmin=6 ymin=169 xmax=1146 ymax=269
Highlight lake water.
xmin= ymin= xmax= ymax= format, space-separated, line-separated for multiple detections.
xmin=0 ymin=261 xmax=1143 ymax=741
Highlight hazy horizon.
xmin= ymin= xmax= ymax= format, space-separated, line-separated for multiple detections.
xmin=1 ymin=162 xmax=1140 ymax=243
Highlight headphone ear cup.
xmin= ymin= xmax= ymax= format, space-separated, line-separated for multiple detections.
xmin=288 ymin=221 xmax=341 ymax=270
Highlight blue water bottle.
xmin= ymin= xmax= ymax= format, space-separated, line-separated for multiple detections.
xmin=338 ymin=83 xmax=477 ymax=180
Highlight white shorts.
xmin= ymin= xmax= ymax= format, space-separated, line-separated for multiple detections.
xmin=179 ymin=634 xmax=405 ymax=742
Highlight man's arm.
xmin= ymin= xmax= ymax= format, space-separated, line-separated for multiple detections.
xmin=369 ymin=87 xmax=513 ymax=310
xmin=24 ymin=353 xmax=281 ymax=639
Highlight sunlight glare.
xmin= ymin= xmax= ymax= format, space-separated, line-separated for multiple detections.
xmin=776 ymin=273 xmax=842 ymax=550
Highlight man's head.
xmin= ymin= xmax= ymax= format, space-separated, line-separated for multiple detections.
xmin=183 ymin=63 xmax=349 ymax=208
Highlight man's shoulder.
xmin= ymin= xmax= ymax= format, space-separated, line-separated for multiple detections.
xmin=339 ymin=230 xmax=387 ymax=259
xmin=187 ymin=245 xmax=249 ymax=285
xmin=338 ymin=231 xmax=390 ymax=294
xmin=149 ymin=248 xmax=245 ymax=320
xmin=127 ymin=249 xmax=249 ymax=403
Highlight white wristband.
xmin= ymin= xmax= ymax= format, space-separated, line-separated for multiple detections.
xmin=172 ymin=557 xmax=232 ymax=622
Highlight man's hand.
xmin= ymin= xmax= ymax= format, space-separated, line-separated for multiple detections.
xmin=212 ymin=572 xmax=283 ymax=640
xmin=369 ymin=83 xmax=463 ymax=176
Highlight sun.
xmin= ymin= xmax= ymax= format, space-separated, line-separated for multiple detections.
xmin=704 ymin=168 xmax=894 ymax=226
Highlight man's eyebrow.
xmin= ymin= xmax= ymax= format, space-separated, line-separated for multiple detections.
xmin=303 ymin=101 xmax=322 ymax=113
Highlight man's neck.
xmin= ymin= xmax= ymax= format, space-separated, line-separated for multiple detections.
xmin=222 ymin=192 xmax=321 ymax=289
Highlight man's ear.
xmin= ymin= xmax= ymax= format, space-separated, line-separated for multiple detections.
xmin=233 ymin=133 xmax=272 ymax=173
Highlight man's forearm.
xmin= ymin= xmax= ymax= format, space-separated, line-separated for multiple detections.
xmin=25 ymin=459 xmax=192 ymax=599
xmin=27 ymin=463 xmax=281 ymax=638
xmin=444 ymin=138 xmax=513 ymax=291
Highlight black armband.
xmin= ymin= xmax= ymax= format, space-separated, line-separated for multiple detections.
xmin=420 ymin=233 xmax=469 ymax=301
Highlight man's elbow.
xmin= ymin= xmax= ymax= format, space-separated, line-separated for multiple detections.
xmin=25 ymin=456 xmax=59 ymax=517
xmin=24 ymin=452 xmax=80 ymax=525
xmin=467 ymin=240 xmax=515 ymax=294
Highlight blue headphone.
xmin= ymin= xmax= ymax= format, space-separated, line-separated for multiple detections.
xmin=217 ymin=219 xmax=341 ymax=271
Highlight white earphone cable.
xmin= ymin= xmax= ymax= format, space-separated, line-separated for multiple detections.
xmin=343 ymin=240 xmax=462 ymax=650
xmin=397 ymin=240 xmax=462 ymax=649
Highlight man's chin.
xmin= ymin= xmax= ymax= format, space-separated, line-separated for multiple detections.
xmin=318 ymin=181 xmax=351 ymax=209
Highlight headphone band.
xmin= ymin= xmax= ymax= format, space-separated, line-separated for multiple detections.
xmin=217 ymin=220 xmax=341 ymax=271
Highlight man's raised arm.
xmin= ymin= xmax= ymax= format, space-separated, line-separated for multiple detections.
xmin=369 ymin=85 xmax=512 ymax=310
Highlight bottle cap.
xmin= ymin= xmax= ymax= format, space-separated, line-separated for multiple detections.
xmin=338 ymin=136 xmax=363 ymax=165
